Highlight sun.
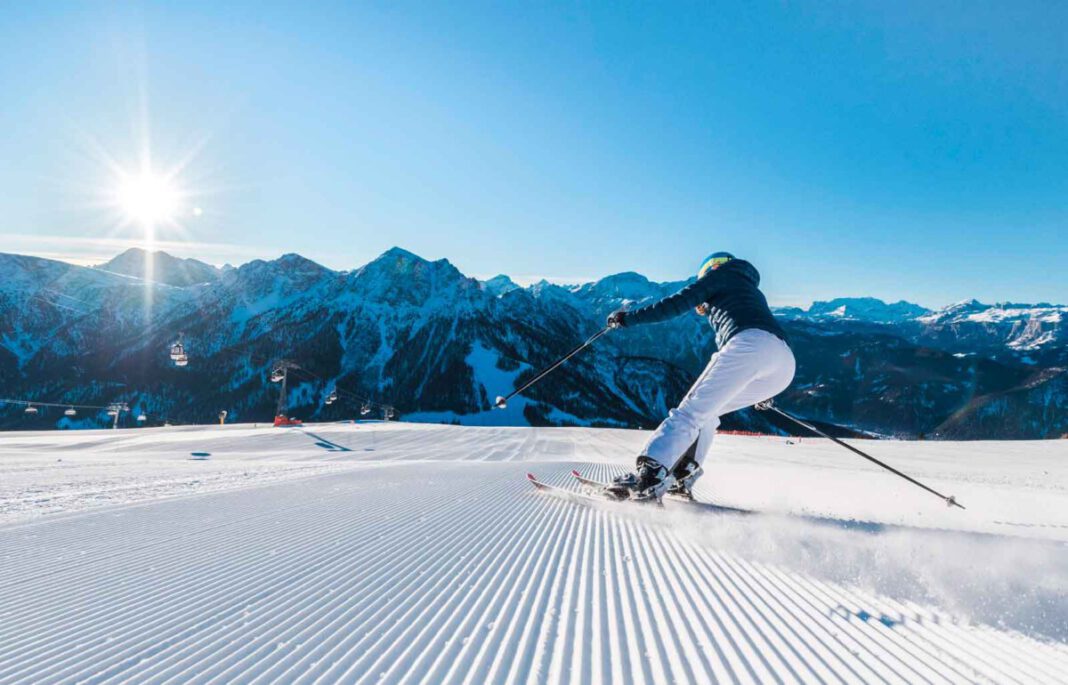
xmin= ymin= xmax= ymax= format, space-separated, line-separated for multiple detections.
xmin=116 ymin=171 xmax=181 ymax=225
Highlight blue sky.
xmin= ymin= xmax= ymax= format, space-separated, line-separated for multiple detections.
xmin=1 ymin=2 xmax=1065 ymax=307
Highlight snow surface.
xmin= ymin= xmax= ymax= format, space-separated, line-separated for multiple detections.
xmin=1 ymin=422 xmax=1066 ymax=683
xmin=403 ymin=343 xmax=596 ymax=427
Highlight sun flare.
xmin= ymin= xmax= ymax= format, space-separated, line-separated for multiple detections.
xmin=115 ymin=172 xmax=181 ymax=225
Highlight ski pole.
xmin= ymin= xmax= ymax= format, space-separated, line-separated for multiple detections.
xmin=495 ymin=327 xmax=611 ymax=409
xmin=754 ymin=400 xmax=965 ymax=509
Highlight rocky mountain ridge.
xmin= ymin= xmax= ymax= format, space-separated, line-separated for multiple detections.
xmin=1 ymin=248 xmax=1064 ymax=438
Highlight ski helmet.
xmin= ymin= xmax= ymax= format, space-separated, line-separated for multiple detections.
xmin=698 ymin=251 xmax=734 ymax=278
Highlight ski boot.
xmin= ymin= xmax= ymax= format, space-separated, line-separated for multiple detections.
xmin=666 ymin=455 xmax=703 ymax=501
xmin=604 ymin=456 xmax=671 ymax=502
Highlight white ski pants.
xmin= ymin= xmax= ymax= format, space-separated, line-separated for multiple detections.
xmin=642 ymin=328 xmax=795 ymax=469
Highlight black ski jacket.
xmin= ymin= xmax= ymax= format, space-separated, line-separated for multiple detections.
xmin=624 ymin=259 xmax=788 ymax=350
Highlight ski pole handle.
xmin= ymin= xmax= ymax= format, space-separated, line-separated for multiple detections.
xmin=495 ymin=327 xmax=610 ymax=409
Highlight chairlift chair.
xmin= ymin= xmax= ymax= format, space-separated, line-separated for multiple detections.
xmin=64 ymin=407 xmax=77 ymax=416
xmin=24 ymin=405 xmax=38 ymax=415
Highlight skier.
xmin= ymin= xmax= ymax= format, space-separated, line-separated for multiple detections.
xmin=604 ymin=252 xmax=794 ymax=501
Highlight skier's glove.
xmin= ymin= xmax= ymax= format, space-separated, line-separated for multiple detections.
xmin=606 ymin=310 xmax=627 ymax=329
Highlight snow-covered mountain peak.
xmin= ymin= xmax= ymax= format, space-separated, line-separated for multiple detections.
xmin=361 ymin=247 xmax=465 ymax=279
xmin=376 ymin=246 xmax=427 ymax=265
xmin=919 ymin=298 xmax=987 ymax=322
xmin=231 ymin=254 xmax=323 ymax=279
xmin=221 ymin=253 xmax=336 ymax=304
xmin=96 ymin=248 xmax=221 ymax=287
xmin=348 ymin=246 xmax=476 ymax=308
xmin=273 ymin=253 xmax=334 ymax=277
xmin=527 ymin=279 xmax=577 ymax=302
xmin=806 ymin=297 xmax=930 ymax=323
xmin=911 ymin=300 xmax=1067 ymax=360
xmin=482 ymin=274 xmax=520 ymax=297
xmin=919 ymin=300 xmax=1067 ymax=325
xmin=573 ymin=272 xmax=678 ymax=306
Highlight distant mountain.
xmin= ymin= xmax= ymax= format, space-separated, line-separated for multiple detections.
xmin=913 ymin=300 xmax=1068 ymax=365
xmin=1 ymin=248 xmax=1065 ymax=439
xmin=482 ymin=274 xmax=520 ymax=297
xmin=572 ymin=272 xmax=686 ymax=306
xmin=96 ymin=248 xmax=221 ymax=287
xmin=805 ymin=297 xmax=931 ymax=323
xmin=778 ymin=296 xmax=1067 ymax=367
xmin=774 ymin=297 xmax=931 ymax=323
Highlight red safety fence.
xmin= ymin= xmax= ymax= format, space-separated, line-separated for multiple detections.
xmin=719 ymin=430 xmax=801 ymax=442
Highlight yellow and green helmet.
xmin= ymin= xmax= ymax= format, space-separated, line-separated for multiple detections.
xmin=698 ymin=251 xmax=735 ymax=278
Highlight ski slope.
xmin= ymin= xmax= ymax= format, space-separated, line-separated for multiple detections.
xmin=1 ymin=422 xmax=1066 ymax=683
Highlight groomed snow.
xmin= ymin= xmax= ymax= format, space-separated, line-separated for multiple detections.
xmin=0 ymin=424 xmax=361 ymax=524
xmin=1 ymin=422 xmax=1066 ymax=683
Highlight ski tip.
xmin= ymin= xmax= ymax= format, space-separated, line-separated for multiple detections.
xmin=526 ymin=472 xmax=550 ymax=491
xmin=570 ymin=469 xmax=581 ymax=477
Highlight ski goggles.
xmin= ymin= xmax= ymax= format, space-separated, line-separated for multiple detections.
xmin=698 ymin=255 xmax=731 ymax=278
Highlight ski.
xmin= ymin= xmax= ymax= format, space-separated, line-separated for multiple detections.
xmin=569 ymin=469 xmax=751 ymax=513
xmin=526 ymin=473 xmax=620 ymax=506
xmin=569 ymin=469 xmax=605 ymax=489
xmin=545 ymin=471 xmax=909 ymax=534
xmin=528 ymin=471 xmax=753 ymax=516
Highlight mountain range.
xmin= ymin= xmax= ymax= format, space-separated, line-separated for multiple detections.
xmin=1 ymin=247 xmax=1065 ymax=439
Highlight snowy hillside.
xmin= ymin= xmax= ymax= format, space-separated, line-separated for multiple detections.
xmin=1 ymin=422 xmax=1066 ymax=683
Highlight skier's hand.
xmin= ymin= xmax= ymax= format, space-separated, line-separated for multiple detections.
xmin=606 ymin=310 xmax=627 ymax=329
